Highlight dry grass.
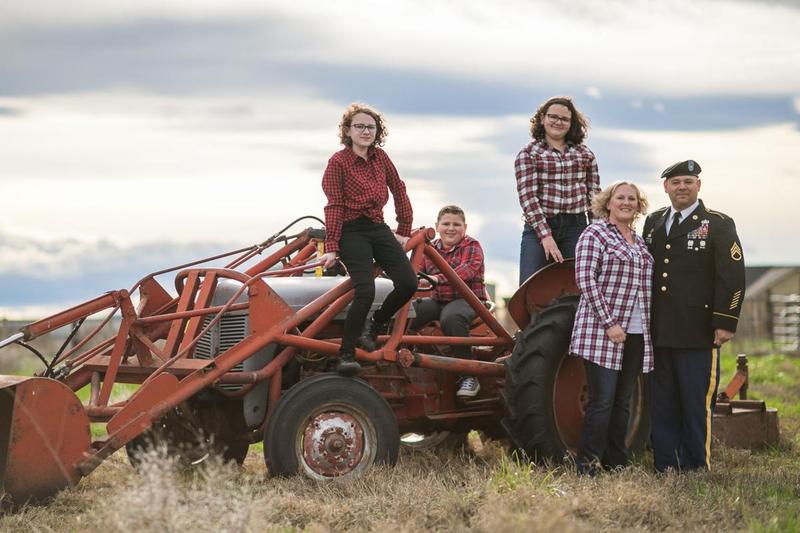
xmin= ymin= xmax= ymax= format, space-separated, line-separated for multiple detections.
xmin=3 ymin=434 xmax=799 ymax=532
xmin=2 ymin=352 xmax=800 ymax=532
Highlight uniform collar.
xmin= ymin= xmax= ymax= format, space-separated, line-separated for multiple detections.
xmin=667 ymin=199 xmax=701 ymax=222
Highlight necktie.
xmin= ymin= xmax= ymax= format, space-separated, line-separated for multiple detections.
xmin=667 ymin=211 xmax=682 ymax=237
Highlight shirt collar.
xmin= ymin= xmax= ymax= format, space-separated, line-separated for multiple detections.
xmin=668 ymin=200 xmax=700 ymax=221
xmin=434 ymin=235 xmax=469 ymax=252
xmin=534 ymin=138 xmax=574 ymax=152
xmin=343 ymin=145 xmax=376 ymax=162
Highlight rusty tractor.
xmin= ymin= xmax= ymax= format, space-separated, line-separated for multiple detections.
xmin=0 ymin=219 xmax=661 ymax=506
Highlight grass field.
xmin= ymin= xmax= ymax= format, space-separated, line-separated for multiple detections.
xmin=2 ymin=349 xmax=800 ymax=532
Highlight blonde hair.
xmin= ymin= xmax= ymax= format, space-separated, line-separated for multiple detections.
xmin=591 ymin=181 xmax=649 ymax=226
xmin=436 ymin=205 xmax=466 ymax=223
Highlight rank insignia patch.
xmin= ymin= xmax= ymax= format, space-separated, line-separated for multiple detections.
xmin=730 ymin=290 xmax=742 ymax=310
xmin=730 ymin=242 xmax=743 ymax=261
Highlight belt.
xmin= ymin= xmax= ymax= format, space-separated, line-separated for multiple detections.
xmin=546 ymin=212 xmax=588 ymax=221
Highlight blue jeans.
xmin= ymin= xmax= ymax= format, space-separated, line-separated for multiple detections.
xmin=576 ymin=335 xmax=644 ymax=475
xmin=519 ymin=213 xmax=587 ymax=285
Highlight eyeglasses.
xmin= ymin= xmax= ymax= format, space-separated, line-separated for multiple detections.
xmin=350 ymin=123 xmax=377 ymax=133
xmin=545 ymin=113 xmax=572 ymax=125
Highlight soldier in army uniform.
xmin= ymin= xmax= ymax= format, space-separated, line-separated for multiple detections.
xmin=642 ymin=160 xmax=745 ymax=472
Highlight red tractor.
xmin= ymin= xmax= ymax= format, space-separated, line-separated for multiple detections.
xmin=0 ymin=220 xmax=650 ymax=505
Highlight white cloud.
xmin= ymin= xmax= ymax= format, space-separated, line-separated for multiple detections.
xmin=586 ymin=87 xmax=602 ymax=100
xmin=794 ymin=96 xmax=800 ymax=114
xmin=604 ymin=123 xmax=800 ymax=265
xmin=3 ymin=0 xmax=800 ymax=96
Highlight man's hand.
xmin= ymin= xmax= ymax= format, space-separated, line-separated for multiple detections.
xmin=714 ymin=328 xmax=735 ymax=346
xmin=394 ymin=233 xmax=410 ymax=247
xmin=541 ymin=235 xmax=564 ymax=263
xmin=319 ymin=252 xmax=338 ymax=269
xmin=606 ymin=324 xmax=626 ymax=343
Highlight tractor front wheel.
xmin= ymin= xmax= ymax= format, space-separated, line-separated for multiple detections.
xmin=263 ymin=374 xmax=399 ymax=480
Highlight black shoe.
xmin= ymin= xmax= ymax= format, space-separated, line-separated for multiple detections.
xmin=357 ymin=317 xmax=384 ymax=352
xmin=337 ymin=351 xmax=361 ymax=377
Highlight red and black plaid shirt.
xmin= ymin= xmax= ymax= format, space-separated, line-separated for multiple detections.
xmin=514 ymin=139 xmax=601 ymax=239
xmin=322 ymin=146 xmax=413 ymax=253
xmin=421 ymin=235 xmax=487 ymax=302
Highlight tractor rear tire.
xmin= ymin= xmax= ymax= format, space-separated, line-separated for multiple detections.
xmin=501 ymin=295 xmax=650 ymax=463
xmin=264 ymin=374 xmax=399 ymax=480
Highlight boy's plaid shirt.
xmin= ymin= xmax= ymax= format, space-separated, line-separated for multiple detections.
xmin=569 ymin=220 xmax=654 ymax=372
xmin=421 ymin=236 xmax=488 ymax=303
xmin=322 ymin=146 xmax=413 ymax=253
xmin=514 ymin=139 xmax=601 ymax=239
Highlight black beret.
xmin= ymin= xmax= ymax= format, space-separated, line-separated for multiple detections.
xmin=661 ymin=160 xmax=701 ymax=179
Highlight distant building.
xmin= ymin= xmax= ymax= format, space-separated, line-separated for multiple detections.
xmin=738 ymin=266 xmax=800 ymax=353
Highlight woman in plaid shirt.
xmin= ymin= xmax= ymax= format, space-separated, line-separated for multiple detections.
xmin=570 ymin=181 xmax=654 ymax=475
xmin=319 ymin=103 xmax=417 ymax=377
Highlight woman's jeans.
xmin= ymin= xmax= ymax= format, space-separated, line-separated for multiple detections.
xmin=576 ymin=334 xmax=644 ymax=475
xmin=338 ymin=218 xmax=417 ymax=354
xmin=519 ymin=213 xmax=587 ymax=285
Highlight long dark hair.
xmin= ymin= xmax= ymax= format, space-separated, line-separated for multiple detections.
xmin=529 ymin=96 xmax=590 ymax=145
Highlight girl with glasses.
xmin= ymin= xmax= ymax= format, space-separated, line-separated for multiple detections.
xmin=318 ymin=102 xmax=417 ymax=376
xmin=515 ymin=96 xmax=601 ymax=285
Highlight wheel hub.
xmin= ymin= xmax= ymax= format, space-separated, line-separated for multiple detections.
xmin=303 ymin=412 xmax=364 ymax=476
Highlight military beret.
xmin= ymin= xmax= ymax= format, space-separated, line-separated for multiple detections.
xmin=661 ymin=160 xmax=701 ymax=179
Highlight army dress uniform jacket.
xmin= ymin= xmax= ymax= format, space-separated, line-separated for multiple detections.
xmin=642 ymin=199 xmax=745 ymax=349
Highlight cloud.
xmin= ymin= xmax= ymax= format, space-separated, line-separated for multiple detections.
xmin=606 ymin=123 xmax=800 ymax=265
xmin=2 ymin=1 xmax=799 ymax=97
xmin=586 ymin=87 xmax=602 ymax=100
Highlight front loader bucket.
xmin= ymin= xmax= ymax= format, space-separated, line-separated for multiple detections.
xmin=1 ymin=376 xmax=91 ymax=506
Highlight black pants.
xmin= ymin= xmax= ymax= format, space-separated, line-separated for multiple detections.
xmin=411 ymin=298 xmax=476 ymax=359
xmin=576 ymin=334 xmax=644 ymax=475
xmin=338 ymin=218 xmax=417 ymax=354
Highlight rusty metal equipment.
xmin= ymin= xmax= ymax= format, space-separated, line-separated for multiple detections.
xmin=713 ymin=354 xmax=780 ymax=449
xmin=1 ymin=222 xmax=522 ymax=506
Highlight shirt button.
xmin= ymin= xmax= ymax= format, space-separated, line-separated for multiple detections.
xmin=664 ymin=258 xmax=670 ymax=264
xmin=665 ymin=244 xmax=671 ymax=250
xmin=661 ymin=286 xmax=667 ymax=292
xmin=662 ymin=272 xmax=668 ymax=278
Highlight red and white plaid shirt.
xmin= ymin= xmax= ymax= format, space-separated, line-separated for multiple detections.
xmin=514 ymin=139 xmax=601 ymax=239
xmin=421 ymin=236 xmax=487 ymax=303
xmin=322 ymin=146 xmax=413 ymax=253
xmin=569 ymin=221 xmax=654 ymax=372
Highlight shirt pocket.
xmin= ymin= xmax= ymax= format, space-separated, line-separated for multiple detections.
xmin=605 ymin=242 xmax=633 ymax=262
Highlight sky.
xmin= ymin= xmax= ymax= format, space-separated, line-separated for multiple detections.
xmin=1 ymin=0 xmax=799 ymax=318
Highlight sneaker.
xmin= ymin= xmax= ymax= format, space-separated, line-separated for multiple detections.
xmin=337 ymin=351 xmax=361 ymax=377
xmin=456 ymin=376 xmax=480 ymax=398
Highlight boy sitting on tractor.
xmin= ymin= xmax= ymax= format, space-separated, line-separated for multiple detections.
xmin=411 ymin=205 xmax=489 ymax=398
